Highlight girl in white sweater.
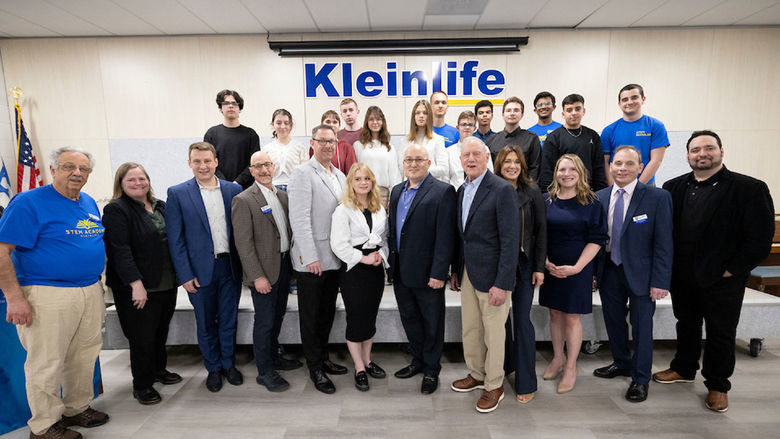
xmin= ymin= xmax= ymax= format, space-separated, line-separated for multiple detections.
xmin=262 ymin=109 xmax=308 ymax=191
xmin=352 ymin=106 xmax=401 ymax=207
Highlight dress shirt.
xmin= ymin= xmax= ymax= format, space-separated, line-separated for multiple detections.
xmin=395 ymin=175 xmax=425 ymax=249
xmin=257 ymin=182 xmax=290 ymax=253
xmin=198 ymin=179 xmax=230 ymax=255
xmin=461 ymin=169 xmax=487 ymax=231
xmin=474 ymin=129 xmax=495 ymax=142
xmin=607 ymin=178 xmax=638 ymax=252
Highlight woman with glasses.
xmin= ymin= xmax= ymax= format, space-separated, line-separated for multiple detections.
xmin=103 ymin=162 xmax=181 ymax=405
xmin=352 ymin=106 xmax=401 ymax=207
xmin=262 ymin=109 xmax=309 ymax=191
xmin=398 ymin=100 xmax=449 ymax=183
xmin=330 ymin=164 xmax=389 ymax=391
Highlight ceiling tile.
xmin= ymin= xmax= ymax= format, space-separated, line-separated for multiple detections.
xmin=0 ymin=8 xmax=61 ymax=37
xmin=178 ymin=0 xmax=265 ymax=34
xmin=579 ymin=0 xmax=669 ymax=28
xmin=304 ymin=0 xmax=369 ymax=32
xmin=529 ymin=0 xmax=609 ymax=28
xmin=426 ymin=0 xmax=488 ymax=15
xmin=632 ymin=0 xmax=723 ymax=27
xmin=423 ymin=14 xmax=480 ymax=30
xmin=111 ymin=0 xmax=216 ymax=34
xmin=736 ymin=2 xmax=780 ymax=25
xmin=477 ymin=0 xmax=546 ymax=29
xmin=685 ymin=0 xmax=778 ymax=26
xmin=241 ymin=0 xmax=317 ymax=33
xmin=366 ymin=0 xmax=424 ymax=31
xmin=0 ymin=0 xmax=108 ymax=36
xmin=47 ymin=0 xmax=162 ymax=35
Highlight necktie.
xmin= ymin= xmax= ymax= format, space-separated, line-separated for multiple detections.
xmin=611 ymin=188 xmax=625 ymax=266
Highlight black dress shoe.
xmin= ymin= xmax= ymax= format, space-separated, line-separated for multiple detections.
xmin=421 ymin=375 xmax=439 ymax=394
xmin=365 ymin=362 xmax=386 ymax=379
xmin=155 ymin=370 xmax=183 ymax=385
xmin=274 ymin=356 xmax=303 ymax=371
xmin=310 ymin=369 xmax=336 ymax=394
xmin=593 ymin=363 xmax=632 ymax=379
xmin=355 ymin=371 xmax=370 ymax=392
xmin=132 ymin=388 xmax=162 ymax=405
xmin=322 ymin=359 xmax=348 ymax=375
xmin=221 ymin=366 xmax=244 ymax=385
xmin=394 ymin=364 xmax=422 ymax=379
xmin=625 ymin=381 xmax=649 ymax=402
xmin=256 ymin=370 xmax=290 ymax=392
xmin=206 ymin=371 xmax=223 ymax=392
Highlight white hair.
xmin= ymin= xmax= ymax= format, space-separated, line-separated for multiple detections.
xmin=49 ymin=146 xmax=95 ymax=169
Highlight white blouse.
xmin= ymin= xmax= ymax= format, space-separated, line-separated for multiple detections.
xmin=262 ymin=139 xmax=309 ymax=186
xmin=330 ymin=204 xmax=389 ymax=271
xmin=397 ymin=133 xmax=449 ymax=183
xmin=353 ymin=139 xmax=402 ymax=189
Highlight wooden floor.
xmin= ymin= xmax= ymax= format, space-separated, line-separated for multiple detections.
xmin=3 ymin=340 xmax=780 ymax=439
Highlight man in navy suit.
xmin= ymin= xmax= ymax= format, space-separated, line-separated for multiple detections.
xmin=449 ymin=137 xmax=519 ymax=413
xmin=388 ymin=144 xmax=457 ymax=394
xmin=166 ymin=142 xmax=244 ymax=393
xmin=592 ymin=145 xmax=673 ymax=403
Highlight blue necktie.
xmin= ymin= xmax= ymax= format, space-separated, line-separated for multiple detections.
xmin=611 ymin=188 xmax=625 ymax=266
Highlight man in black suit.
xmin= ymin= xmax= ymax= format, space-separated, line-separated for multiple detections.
xmin=389 ymin=144 xmax=457 ymax=394
xmin=449 ymin=137 xmax=519 ymax=413
xmin=653 ymin=130 xmax=774 ymax=413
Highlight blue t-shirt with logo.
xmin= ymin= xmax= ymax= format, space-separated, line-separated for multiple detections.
xmin=528 ymin=121 xmax=563 ymax=148
xmin=0 ymin=185 xmax=105 ymax=287
xmin=600 ymin=115 xmax=670 ymax=183
xmin=433 ymin=124 xmax=460 ymax=148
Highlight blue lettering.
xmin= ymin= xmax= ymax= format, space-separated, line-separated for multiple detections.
xmin=357 ymin=71 xmax=383 ymax=97
xmin=432 ymin=62 xmax=442 ymax=94
xmin=305 ymin=63 xmax=339 ymax=98
xmin=342 ymin=63 xmax=353 ymax=97
xmin=387 ymin=62 xmax=397 ymax=96
xmin=446 ymin=61 xmax=457 ymax=95
xmin=402 ymin=71 xmax=427 ymax=96
xmin=478 ymin=69 xmax=504 ymax=96
xmin=459 ymin=61 xmax=479 ymax=96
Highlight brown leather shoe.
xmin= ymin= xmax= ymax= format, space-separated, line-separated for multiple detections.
xmin=705 ymin=390 xmax=728 ymax=413
xmin=451 ymin=374 xmax=485 ymax=392
xmin=476 ymin=387 xmax=504 ymax=413
xmin=60 ymin=407 xmax=109 ymax=428
xmin=29 ymin=422 xmax=82 ymax=439
xmin=652 ymin=368 xmax=694 ymax=384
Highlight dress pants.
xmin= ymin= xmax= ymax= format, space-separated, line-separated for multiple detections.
xmin=669 ymin=273 xmax=746 ymax=392
xmin=187 ymin=256 xmax=241 ymax=372
xmin=296 ymin=269 xmax=340 ymax=371
xmin=113 ymin=285 xmax=177 ymax=389
xmin=250 ymin=254 xmax=292 ymax=375
xmin=16 ymin=282 xmax=105 ymax=435
xmin=504 ymin=262 xmax=537 ymax=394
xmin=460 ymin=270 xmax=511 ymax=391
xmin=599 ymin=260 xmax=655 ymax=384
xmin=393 ymin=266 xmax=445 ymax=377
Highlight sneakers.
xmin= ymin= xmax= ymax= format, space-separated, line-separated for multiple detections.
xmin=451 ymin=375 xmax=485 ymax=392
xmin=652 ymin=368 xmax=695 ymax=384
xmin=256 ymin=370 xmax=290 ymax=392
xmin=60 ymin=407 xmax=109 ymax=428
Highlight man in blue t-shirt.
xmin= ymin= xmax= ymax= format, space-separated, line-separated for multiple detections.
xmin=0 ymin=147 xmax=109 ymax=438
xmin=528 ymin=91 xmax=563 ymax=148
xmin=601 ymin=84 xmax=670 ymax=186
xmin=431 ymin=91 xmax=460 ymax=148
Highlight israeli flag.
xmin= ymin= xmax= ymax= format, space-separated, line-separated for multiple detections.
xmin=0 ymin=161 xmax=11 ymax=209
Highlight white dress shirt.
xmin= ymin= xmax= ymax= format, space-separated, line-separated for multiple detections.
xmin=257 ymin=182 xmax=290 ymax=252
xmin=198 ymin=179 xmax=230 ymax=255
xmin=607 ymin=178 xmax=638 ymax=252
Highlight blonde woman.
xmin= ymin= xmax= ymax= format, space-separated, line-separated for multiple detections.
xmin=397 ymin=100 xmax=449 ymax=183
xmin=262 ymin=109 xmax=308 ymax=191
xmin=540 ymin=154 xmax=607 ymax=394
xmin=330 ymin=163 xmax=389 ymax=391
xmin=352 ymin=106 xmax=402 ymax=206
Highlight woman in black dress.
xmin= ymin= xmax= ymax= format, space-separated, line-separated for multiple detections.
xmin=495 ymin=145 xmax=547 ymax=403
xmin=103 ymin=163 xmax=180 ymax=405
xmin=539 ymin=154 xmax=607 ymax=394
xmin=330 ymin=163 xmax=388 ymax=391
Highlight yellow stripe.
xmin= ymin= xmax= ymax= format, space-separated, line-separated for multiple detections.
xmin=448 ymin=99 xmax=504 ymax=106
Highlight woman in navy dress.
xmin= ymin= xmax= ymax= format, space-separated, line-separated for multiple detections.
xmin=539 ymin=154 xmax=607 ymax=394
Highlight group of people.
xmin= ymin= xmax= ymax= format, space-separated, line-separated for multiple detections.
xmin=0 ymin=85 xmax=775 ymax=439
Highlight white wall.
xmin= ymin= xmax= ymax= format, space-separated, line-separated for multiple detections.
xmin=1 ymin=28 xmax=778 ymax=204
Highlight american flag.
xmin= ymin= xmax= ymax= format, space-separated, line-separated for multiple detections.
xmin=15 ymin=105 xmax=43 ymax=193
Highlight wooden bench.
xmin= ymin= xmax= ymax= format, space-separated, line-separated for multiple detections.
xmin=747 ymin=214 xmax=780 ymax=297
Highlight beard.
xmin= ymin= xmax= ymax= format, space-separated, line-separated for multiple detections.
xmin=688 ymin=156 xmax=723 ymax=171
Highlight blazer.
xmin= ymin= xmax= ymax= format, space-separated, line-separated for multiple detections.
xmin=596 ymin=182 xmax=673 ymax=296
xmin=454 ymin=170 xmax=520 ymax=292
xmin=288 ymin=158 xmax=346 ymax=273
xmin=516 ymin=183 xmax=547 ymax=274
xmin=330 ymin=204 xmax=389 ymax=271
xmin=663 ymin=166 xmax=775 ymax=287
xmin=165 ymin=177 xmax=242 ymax=286
xmin=388 ymin=174 xmax=457 ymax=288
xmin=103 ymin=195 xmax=172 ymax=289
xmin=231 ymin=183 xmax=292 ymax=286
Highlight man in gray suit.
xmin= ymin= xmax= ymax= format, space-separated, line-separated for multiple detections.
xmin=288 ymin=124 xmax=348 ymax=394
xmin=232 ymin=150 xmax=302 ymax=393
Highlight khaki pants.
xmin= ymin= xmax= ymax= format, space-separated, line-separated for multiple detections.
xmin=460 ymin=270 xmax=510 ymax=391
xmin=16 ymin=282 xmax=105 ymax=435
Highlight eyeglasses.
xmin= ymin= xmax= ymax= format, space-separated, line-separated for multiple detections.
xmin=403 ymin=158 xmax=427 ymax=164
xmin=250 ymin=162 xmax=274 ymax=169
xmin=458 ymin=123 xmax=475 ymax=128
xmin=58 ymin=163 xmax=92 ymax=174
xmin=535 ymin=102 xmax=553 ymax=108
xmin=313 ymin=138 xmax=337 ymax=146
xmin=221 ymin=101 xmax=239 ymax=107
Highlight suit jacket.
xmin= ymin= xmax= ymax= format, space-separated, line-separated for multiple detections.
xmin=388 ymin=174 xmax=457 ymax=288
xmin=330 ymin=204 xmax=389 ymax=271
xmin=454 ymin=170 xmax=520 ymax=292
xmin=165 ymin=177 xmax=242 ymax=286
xmin=288 ymin=157 xmax=346 ymax=273
xmin=663 ymin=166 xmax=775 ymax=287
xmin=103 ymin=194 xmax=171 ymax=289
xmin=596 ymin=182 xmax=673 ymax=296
xmin=231 ymin=183 xmax=292 ymax=286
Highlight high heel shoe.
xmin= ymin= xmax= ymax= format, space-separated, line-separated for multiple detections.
xmin=557 ymin=367 xmax=577 ymax=394
xmin=543 ymin=367 xmax=562 ymax=380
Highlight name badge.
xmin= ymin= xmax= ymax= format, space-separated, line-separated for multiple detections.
xmin=261 ymin=205 xmax=272 ymax=214
xmin=633 ymin=214 xmax=648 ymax=224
